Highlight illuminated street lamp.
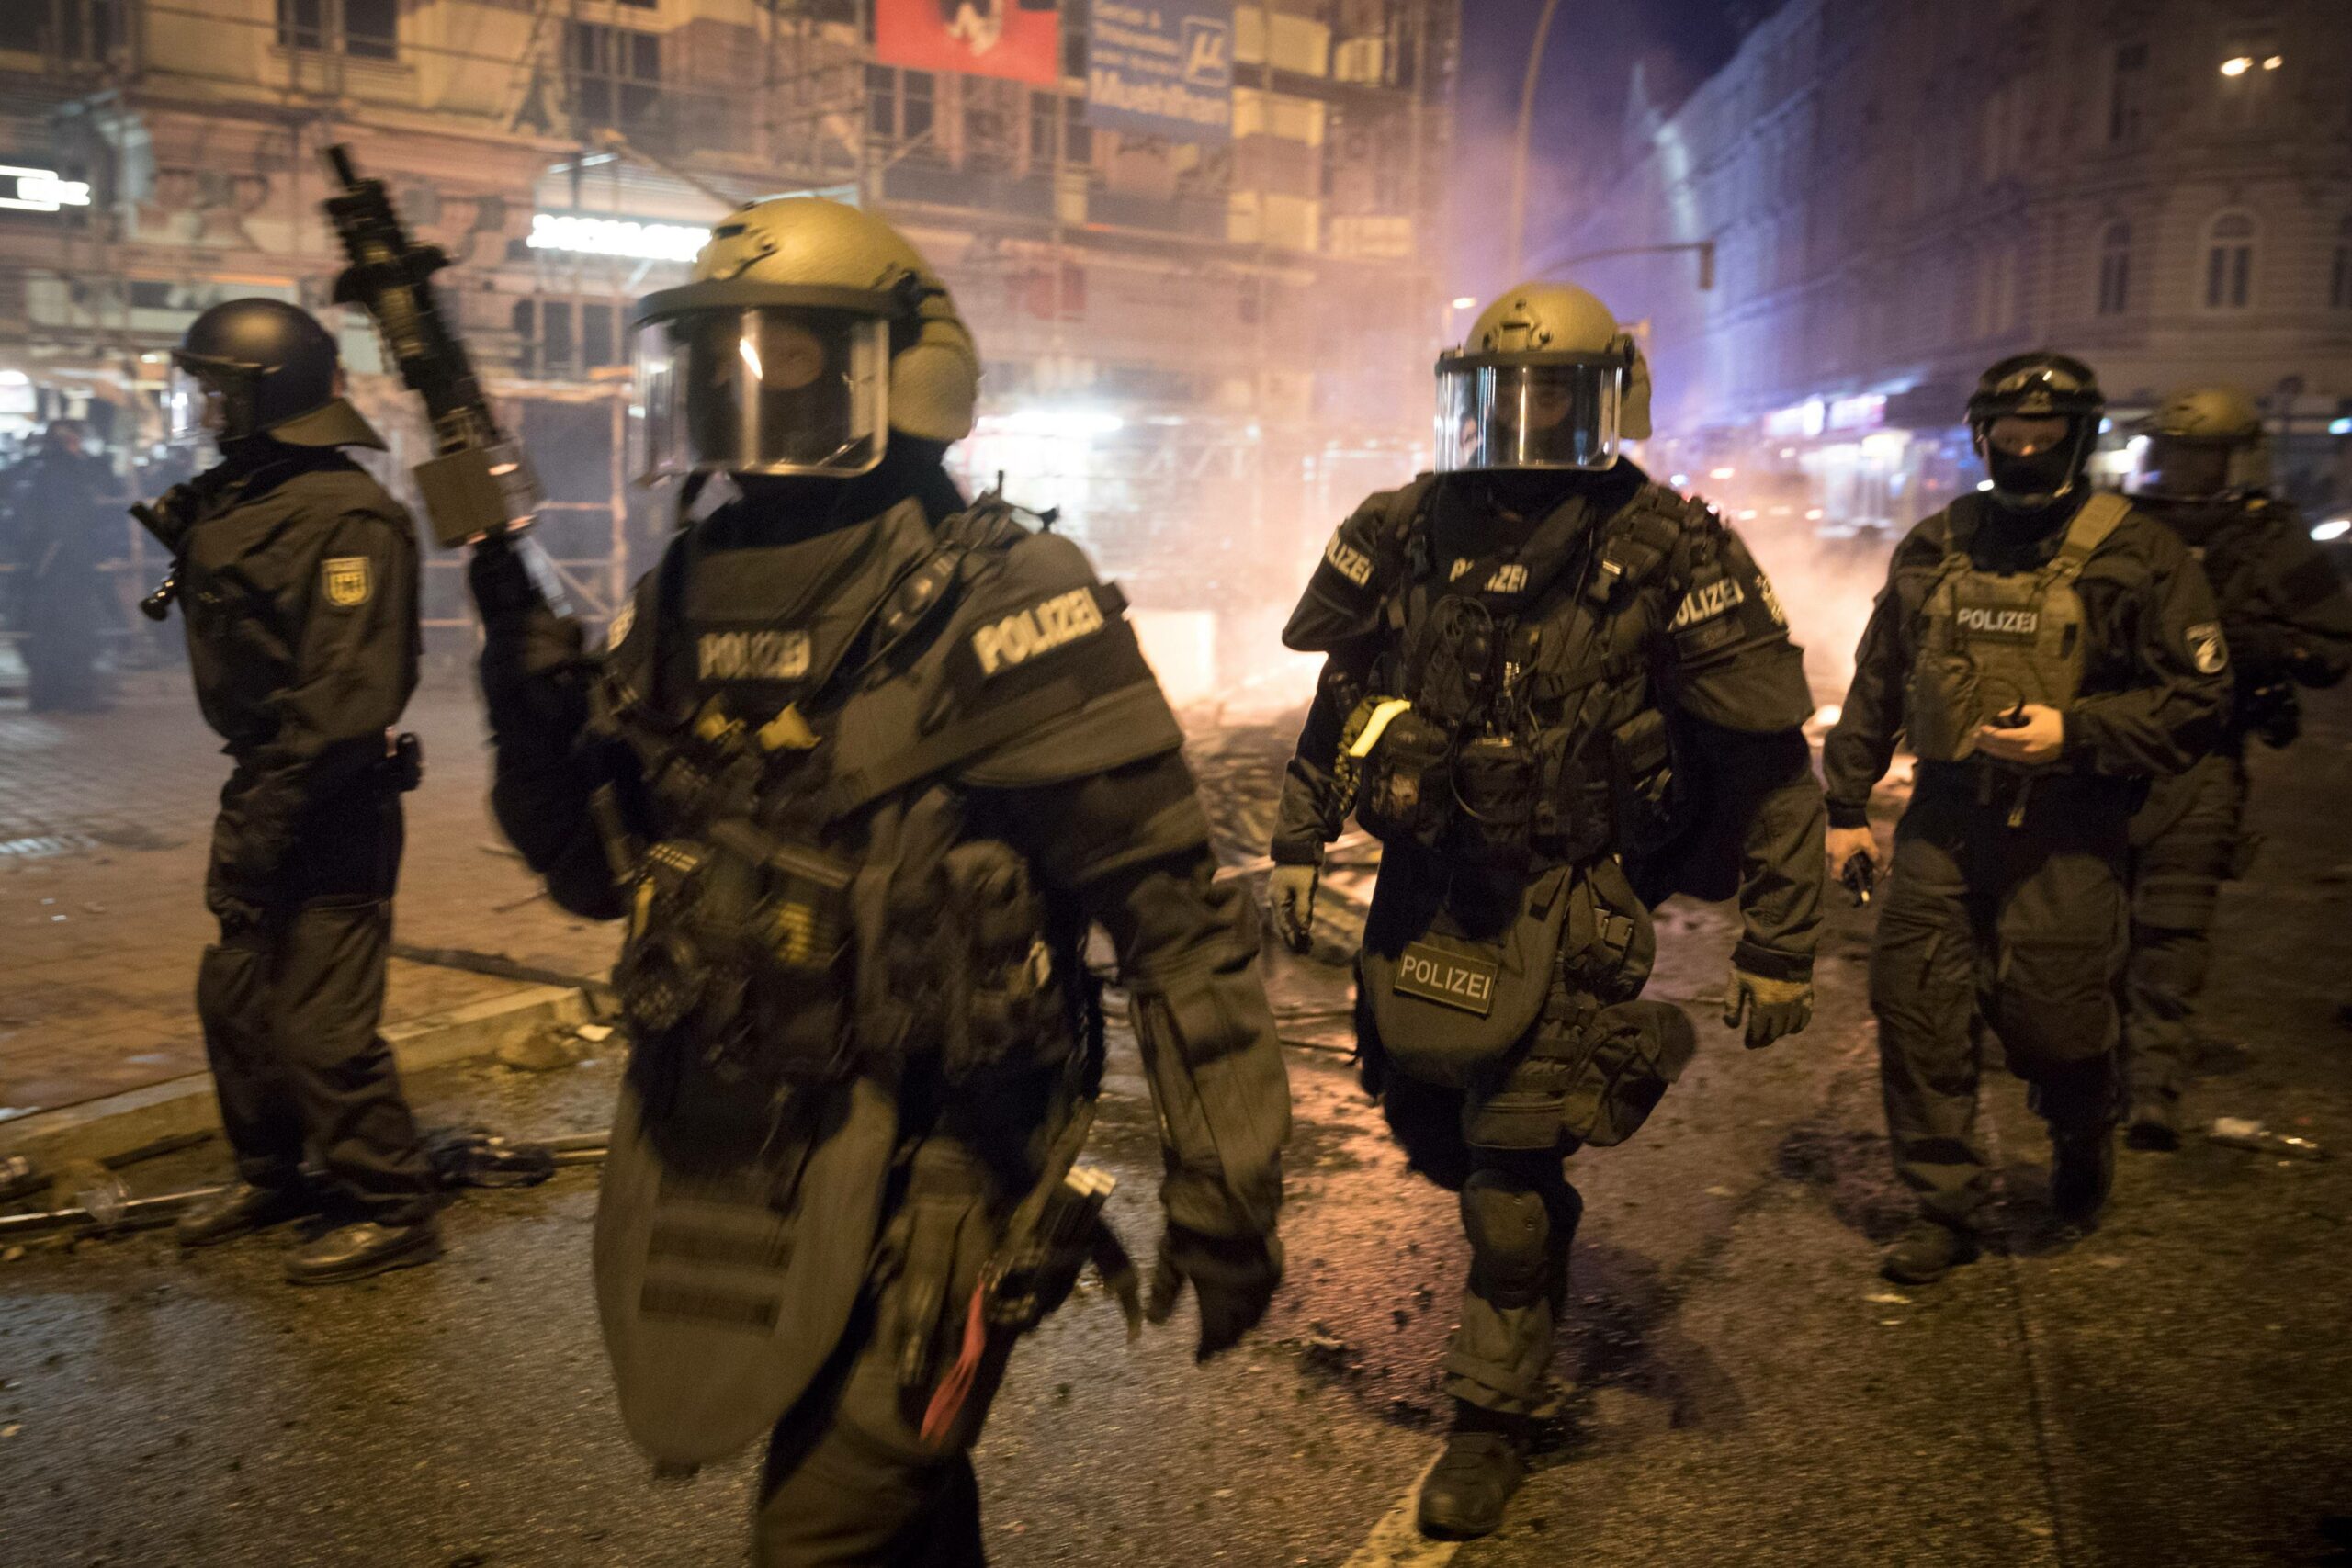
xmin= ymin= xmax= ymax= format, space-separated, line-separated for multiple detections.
xmin=2220 ymin=55 xmax=2252 ymax=75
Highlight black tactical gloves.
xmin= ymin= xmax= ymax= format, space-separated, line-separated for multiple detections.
xmin=1147 ymin=1223 xmax=1283 ymax=1361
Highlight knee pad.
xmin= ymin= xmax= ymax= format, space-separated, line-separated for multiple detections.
xmin=1461 ymin=1169 xmax=1555 ymax=1304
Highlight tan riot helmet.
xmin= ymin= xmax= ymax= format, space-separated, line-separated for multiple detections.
xmin=630 ymin=197 xmax=980 ymax=480
xmin=1434 ymin=281 xmax=1651 ymax=473
xmin=2129 ymin=384 xmax=2268 ymax=502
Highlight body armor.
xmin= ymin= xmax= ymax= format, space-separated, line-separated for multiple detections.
xmin=584 ymin=495 xmax=1166 ymax=1463
xmin=1905 ymin=492 xmax=2130 ymax=762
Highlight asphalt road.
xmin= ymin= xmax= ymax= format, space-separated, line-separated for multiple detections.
xmin=6 ymin=697 xmax=2352 ymax=1568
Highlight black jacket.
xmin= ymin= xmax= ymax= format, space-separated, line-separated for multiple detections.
xmin=175 ymin=446 xmax=419 ymax=890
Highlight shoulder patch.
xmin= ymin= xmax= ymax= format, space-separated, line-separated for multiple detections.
xmin=969 ymin=584 xmax=1116 ymax=680
xmin=1323 ymin=528 xmax=1375 ymax=588
xmin=2186 ymin=621 xmax=2230 ymax=676
xmin=322 ymin=555 xmax=372 ymax=609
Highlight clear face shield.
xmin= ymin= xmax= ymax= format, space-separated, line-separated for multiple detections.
xmin=1433 ymin=357 xmax=1624 ymax=473
xmin=2129 ymin=434 xmax=2241 ymax=502
xmin=165 ymin=358 xmax=244 ymax=448
xmin=633 ymin=307 xmax=888 ymax=481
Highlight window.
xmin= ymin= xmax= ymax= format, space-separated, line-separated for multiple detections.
xmin=2109 ymin=43 xmax=2147 ymax=145
xmin=2332 ymin=217 xmax=2352 ymax=310
xmin=45 ymin=0 xmax=128 ymax=61
xmin=566 ymin=21 xmax=662 ymax=134
xmin=867 ymin=64 xmax=896 ymax=138
xmin=2097 ymin=221 xmax=2132 ymax=315
xmin=903 ymin=70 xmax=935 ymax=146
xmin=965 ymin=80 xmax=1014 ymax=172
xmin=1063 ymin=95 xmax=1092 ymax=167
xmin=276 ymin=0 xmax=397 ymax=59
xmin=511 ymin=299 xmax=627 ymax=382
xmin=2203 ymin=211 xmax=2256 ymax=310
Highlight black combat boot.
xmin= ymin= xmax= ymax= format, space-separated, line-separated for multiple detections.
xmin=2050 ymin=1128 xmax=2116 ymax=1228
xmin=284 ymin=1217 xmax=442 ymax=1285
xmin=1417 ymin=1404 xmax=1532 ymax=1540
xmin=2124 ymin=1090 xmax=2181 ymax=1152
xmin=1880 ymin=1217 xmax=1979 ymax=1285
xmin=175 ymin=1180 xmax=320 ymax=1248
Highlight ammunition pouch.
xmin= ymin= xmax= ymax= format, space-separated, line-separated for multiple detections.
xmin=616 ymin=825 xmax=858 ymax=1171
xmin=1604 ymin=708 xmax=1680 ymax=855
xmin=1355 ymin=708 xmax=1453 ymax=850
xmin=886 ymin=839 xmax=1082 ymax=1087
xmin=1449 ymin=734 xmax=1536 ymax=867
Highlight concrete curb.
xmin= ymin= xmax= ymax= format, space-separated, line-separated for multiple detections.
xmin=0 ymin=983 xmax=591 ymax=1169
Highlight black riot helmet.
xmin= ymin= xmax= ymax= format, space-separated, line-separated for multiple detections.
xmin=171 ymin=298 xmax=383 ymax=449
xmin=1965 ymin=351 xmax=2104 ymax=513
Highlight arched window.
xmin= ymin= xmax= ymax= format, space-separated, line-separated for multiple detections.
xmin=2203 ymin=211 xmax=2257 ymax=310
xmin=2332 ymin=216 xmax=2352 ymax=310
xmin=2097 ymin=221 xmax=2132 ymax=315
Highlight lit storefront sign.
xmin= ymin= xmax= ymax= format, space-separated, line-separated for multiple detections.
xmin=526 ymin=211 xmax=707 ymax=264
xmin=0 ymin=165 xmax=94 ymax=213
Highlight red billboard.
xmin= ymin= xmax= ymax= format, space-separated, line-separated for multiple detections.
xmin=875 ymin=0 xmax=1060 ymax=85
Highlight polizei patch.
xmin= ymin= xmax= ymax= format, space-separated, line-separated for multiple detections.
xmin=972 ymin=587 xmax=1107 ymax=679
xmin=1956 ymin=604 xmax=2040 ymax=640
xmin=1323 ymin=531 xmax=1374 ymax=588
xmin=697 ymin=628 xmax=811 ymax=682
xmin=1393 ymin=940 xmax=1499 ymax=1017
xmin=1668 ymin=576 xmax=1746 ymax=631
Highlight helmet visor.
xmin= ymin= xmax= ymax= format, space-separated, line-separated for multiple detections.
xmin=1435 ymin=361 xmax=1622 ymax=473
xmin=632 ymin=308 xmax=888 ymax=481
xmin=166 ymin=358 xmax=245 ymax=446
xmin=2129 ymin=434 xmax=2235 ymax=501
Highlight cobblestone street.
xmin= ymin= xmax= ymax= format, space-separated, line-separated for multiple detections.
xmin=0 ymin=666 xmax=616 ymax=1121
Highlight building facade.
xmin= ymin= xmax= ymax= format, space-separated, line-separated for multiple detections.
xmin=0 ymin=0 xmax=1455 ymax=678
xmin=1544 ymin=0 xmax=2352 ymax=537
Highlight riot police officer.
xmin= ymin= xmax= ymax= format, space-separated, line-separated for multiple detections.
xmin=1268 ymin=281 xmax=1826 ymax=1540
xmin=1825 ymin=354 xmax=2230 ymax=1285
xmin=469 ymin=197 xmax=1289 ymax=1565
xmin=2 ymin=419 xmax=120 ymax=712
xmin=2118 ymin=386 xmax=2352 ymax=1147
xmin=152 ymin=299 xmax=441 ymax=1281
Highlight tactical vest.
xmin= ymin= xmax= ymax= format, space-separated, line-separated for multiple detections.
xmin=1342 ymin=480 xmax=1697 ymax=873
xmin=592 ymin=500 xmax=1116 ymax=1168
xmin=1905 ymin=491 xmax=2130 ymax=763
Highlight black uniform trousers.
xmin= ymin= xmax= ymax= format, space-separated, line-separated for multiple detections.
xmin=2121 ymin=750 xmax=2248 ymax=1106
xmin=196 ymin=771 xmax=435 ymax=1224
xmin=1871 ymin=770 xmax=2129 ymax=1226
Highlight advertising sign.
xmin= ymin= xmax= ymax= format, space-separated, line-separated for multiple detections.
xmin=875 ymin=0 xmax=1060 ymax=86
xmin=1085 ymin=0 xmax=1234 ymax=142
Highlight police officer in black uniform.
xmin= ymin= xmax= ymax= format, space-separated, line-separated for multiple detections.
xmin=152 ymin=299 xmax=440 ymax=1282
xmin=1825 ymin=354 xmax=2231 ymax=1285
xmin=1268 ymin=282 xmax=1826 ymax=1540
xmin=3 ymin=419 xmax=120 ymax=712
xmin=2118 ymin=385 xmax=2352 ymax=1147
xmin=469 ymin=197 xmax=1289 ymax=1565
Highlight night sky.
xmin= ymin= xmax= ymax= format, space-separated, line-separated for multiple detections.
xmin=1450 ymin=0 xmax=1755 ymax=298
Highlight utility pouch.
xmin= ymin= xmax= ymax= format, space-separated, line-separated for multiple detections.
xmin=1530 ymin=728 xmax=1612 ymax=863
xmin=1450 ymin=734 xmax=1536 ymax=867
xmin=1360 ymin=863 xmax=1574 ymax=1088
xmin=384 ymin=730 xmax=424 ymax=793
xmin=1556 ymin=999 xmax=1698 ymax=1147
xmin=1606 ymin=708 xmax=1680 ymax=854
xmin=1355 ymin=709 xmax=1453 ymax=849
xmin=889 ymin=840 xmax=1074 ymax=1085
